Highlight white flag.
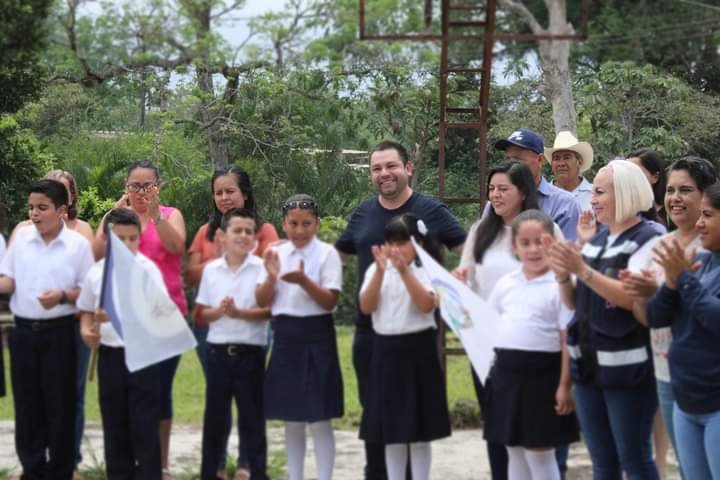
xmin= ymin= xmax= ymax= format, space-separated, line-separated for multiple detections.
xmin=101 ymin=230 xmax=197 ymax=372
xmin=413 ymin=238 xmax=500 ymax=382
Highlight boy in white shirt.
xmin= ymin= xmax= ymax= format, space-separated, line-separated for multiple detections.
xmin=77 ymin=208 xmax=166 ymax=480
xmin=0 ymin=179 xmax=94 ymax=480
xmin=196 ymin=208 xmax=271 ymax=480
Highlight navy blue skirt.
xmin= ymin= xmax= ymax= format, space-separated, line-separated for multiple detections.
xmin=264 ymin=314 xmax=344 ymax=422
xmin=360 ymin=328 xmax=451 ymax=444
xmin=484 ymin=349 xmax=580 ymax=448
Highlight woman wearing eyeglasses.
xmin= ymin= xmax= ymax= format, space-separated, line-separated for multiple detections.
xmin=93 ymin=158 xmax=188 ymax=480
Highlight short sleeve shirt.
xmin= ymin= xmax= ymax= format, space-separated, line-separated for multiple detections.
xmin=196 ymin=255 xmax=268 ymax=345
xmin=360 ymin=261 xmax=436 ymax=335
xmin=257 ymin=237 xmax=342 ymax=317
xmin=335 ymin=192 xmax=466 ymax=327
xmin=537 ymin=176 xmax=582 ymax=241
xmin=0 ymin=224 xmax=94 ymax=319
xmin=489 ymin=269 xmax=573 ymax=352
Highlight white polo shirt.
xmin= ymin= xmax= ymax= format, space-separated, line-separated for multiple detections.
xmin=0 ymin=235 xmax=6 ymax=263
xmin=0 ymin=223 xmax=94 ymax=319
xmin=489 ymin=269 xmax=573 ymax=352
xmin=76 ymin=254 xmax=166 ymax=347
xmin=361 ymin=261 xmax=436 ymax=335
xmin=257 ymin=237 xmax=342 ymax=317
xmin=196 ymin=254 xmax=269 ymax=346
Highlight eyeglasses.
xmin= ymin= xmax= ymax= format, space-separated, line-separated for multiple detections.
xmin=126 ymin=182 xmax=158 ymax=193
xmin=282 ymin=200 xmax=319 ymax=215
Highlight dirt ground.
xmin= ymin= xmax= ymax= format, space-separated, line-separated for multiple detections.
xmin=0 ymin=421 xmax=680 ymax=479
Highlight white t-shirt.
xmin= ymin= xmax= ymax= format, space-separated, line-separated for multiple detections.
xmin=489 ymin=269 xmax=573 ymax=352
xmin=76 ymin=254 xmax=167 ymax=347
xmin=196 ymin=255 xmax=269 ymax=346
xmin=257 ymin=237 xmax=342 ymax=316
xmin=360 ymin=261 xmax=436 ymax=335
xmin=0 ymin=224 xmax=94 ymax=319
xmin=0 ymin=235 xmax=6 ymax=263
xmin=628 ymin=233 xmax=703 ymax=382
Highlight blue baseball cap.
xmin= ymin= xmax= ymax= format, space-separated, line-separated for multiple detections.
xmin=494 ymin=128 xmax=544 ymax=155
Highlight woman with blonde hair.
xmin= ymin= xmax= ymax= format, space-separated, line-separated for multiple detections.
xmin=549 ymin=160 xmax=661 ymax=479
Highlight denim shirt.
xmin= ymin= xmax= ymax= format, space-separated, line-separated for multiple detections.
xmin=537 ymin=177 xmax=581 ymax=241
xmin=647 ymin=252 xmax=720 ymax=414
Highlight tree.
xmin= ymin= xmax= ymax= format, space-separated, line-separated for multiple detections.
xmin=0 ymin=0 xmax=53 ymax=114
xmin=497 ymin=0 xmax=580 ymax=134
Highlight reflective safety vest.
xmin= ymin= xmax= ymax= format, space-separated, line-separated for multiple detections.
xmin=567 ymin=220 xmax=659 ymax=387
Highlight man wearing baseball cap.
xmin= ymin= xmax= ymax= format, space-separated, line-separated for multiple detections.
xmin=545 ymin=130 xmax=594 ymax=212
xmin=495 ymin=128 xmax=581 ymax=240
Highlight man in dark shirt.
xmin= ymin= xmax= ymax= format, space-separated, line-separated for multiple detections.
xmin=335 ymin=140 xmax=466 ymax=480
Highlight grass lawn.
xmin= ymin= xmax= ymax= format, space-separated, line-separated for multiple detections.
xmin=0 ymin=325 xmax=481 ymax=428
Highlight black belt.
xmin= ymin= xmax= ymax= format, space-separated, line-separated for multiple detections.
xmin=209 ymin=343 xmax=263 ymax=356
xmin=15 ymin=315 xmax=75 ymax=332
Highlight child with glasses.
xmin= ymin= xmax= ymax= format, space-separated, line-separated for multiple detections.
xmin=256 ymin=194 xmax=344 ymax=480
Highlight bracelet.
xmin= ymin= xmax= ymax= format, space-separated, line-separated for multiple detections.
xmin=556 ymin=275 xmax=571 ymax=284
xmin=580 ymin=267 xmax=594 ymax=283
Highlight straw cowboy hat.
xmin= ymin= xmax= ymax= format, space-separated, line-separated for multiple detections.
xmin=544 ymin=131 xmax=594 ymax=173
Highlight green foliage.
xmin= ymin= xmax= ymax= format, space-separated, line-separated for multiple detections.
xmin=0 ymin=115 xmax=48 ymax=231
xmin=77 ymin=187 xmax=116 ymax=229
xmin=0 ymin=0 xmax=52 ymax=113
xmin=578 ymin=61 xmax=720 ymax=164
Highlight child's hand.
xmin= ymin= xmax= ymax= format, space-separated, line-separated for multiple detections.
xmin=37 ymin=289 xmax=62 ymax=309
xmin=451 ymin=267 xmax=467 ymax=283
xmin=281 ymin=259 xmax=307 ymax=284
xmin=371 ymin=245 xmax=389 ymax=272
xmin=220 ymin=296 xmax=236 ymax=316
xmin=554 ymin=383 xmax=575 ymax=416
xmin=263 ymin=249 xmax=280 ymax=278
xmin=94 ymin=308 xmax=109 ymax=323
xmin=576 ymin=210 xmax=596 ymax=246
xmin=81 ymin=320 xmax=100 ymax=349
xmin=388 ymin=246 xmax=408 ymax=273
xmin=550 ymin=240 xmax=584 ymax=277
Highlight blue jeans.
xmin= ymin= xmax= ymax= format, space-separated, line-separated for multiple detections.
xmin=75 ymin=321 xmax=91 ymax=467
xmin=673 ymin=405 xmax=720 ymax=479
xmin=574 ymin=382 xmax=659 ymax=480
xmin=656 ymin=380 xmax=685 ymax=479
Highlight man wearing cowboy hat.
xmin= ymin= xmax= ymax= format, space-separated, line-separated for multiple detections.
xmin=495 ymin=128 xmax=581 ymax=240
xmin=546 ymin=131 xmax=594 ymax=212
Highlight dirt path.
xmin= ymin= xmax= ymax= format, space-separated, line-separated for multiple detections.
xmin=0 ymin=421 xmax=680 ymax=479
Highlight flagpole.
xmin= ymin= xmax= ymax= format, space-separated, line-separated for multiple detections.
xmin=88 ymin=347 xmax=98 ymax=382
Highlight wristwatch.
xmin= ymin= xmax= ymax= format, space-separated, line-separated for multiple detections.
xmin=59 ymin=290 xmax=68 ymax=304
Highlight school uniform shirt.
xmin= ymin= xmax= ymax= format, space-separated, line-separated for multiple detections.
xmin=257 ymin=237 xmax=342 ymax=316
xmin=0 ymin=223 xmax=94 ymax=319
xmin=76 ymin=254 xmax=167 ymax=347
xmin=489 ymin=269 xmax=573 ymax=352
xmin=0 ymin=234 xmax=6 ymax=263
xmin=196 ymin=254 xmax=269 ymax=346
xmin=628 ymin=233 xmax=704 ymax=383
xmin=360 ymin=261 xmax=436 ymax=335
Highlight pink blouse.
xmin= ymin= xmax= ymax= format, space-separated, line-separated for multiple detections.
xmin=139 ymin=205 xmax=188 ymax=316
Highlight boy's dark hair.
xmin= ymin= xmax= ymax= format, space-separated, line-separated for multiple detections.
xmin=473 ymin=160 xmax=539 ymax=263
xmin=282 ymin=193 xmax=319 ymax=217
xmin=704 ymin=182 xmax=720 ymax=210
xmin=370 ymin=141 xmax=410 ymax=165
xmin=220 ymin=208 xmax=257 ymax=232
xmin=126 ymin=158 xmax=160 ymax=181
xmin=29 ymin=179 xmax=69 ymax=208
xmin=207 ymin=165 xmax=262 ymax=241
xmin=384 ymin=213 xmax=444 ymax=265
xmin=103 ymin=208 xmax=141 ymax=235
xmin=511 ymin=209 xmax=554 ymax=241
xmin=45 ymin=170 xmax=80 ymax=220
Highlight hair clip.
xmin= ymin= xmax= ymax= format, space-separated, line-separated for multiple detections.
xmin=417 ymin=219 xmax=428 ymax=236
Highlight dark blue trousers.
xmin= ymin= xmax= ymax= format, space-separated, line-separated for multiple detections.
xmin=9 ymin=316 xmax=77 ymax=480
xmin=201 ymin=343 xmax=268 ymax=480
xmin=98 ymin=345 xmax=162 ymax=480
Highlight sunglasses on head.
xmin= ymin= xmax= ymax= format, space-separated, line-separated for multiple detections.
xmin=282 ymin=200 xmax=318 ymax=215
